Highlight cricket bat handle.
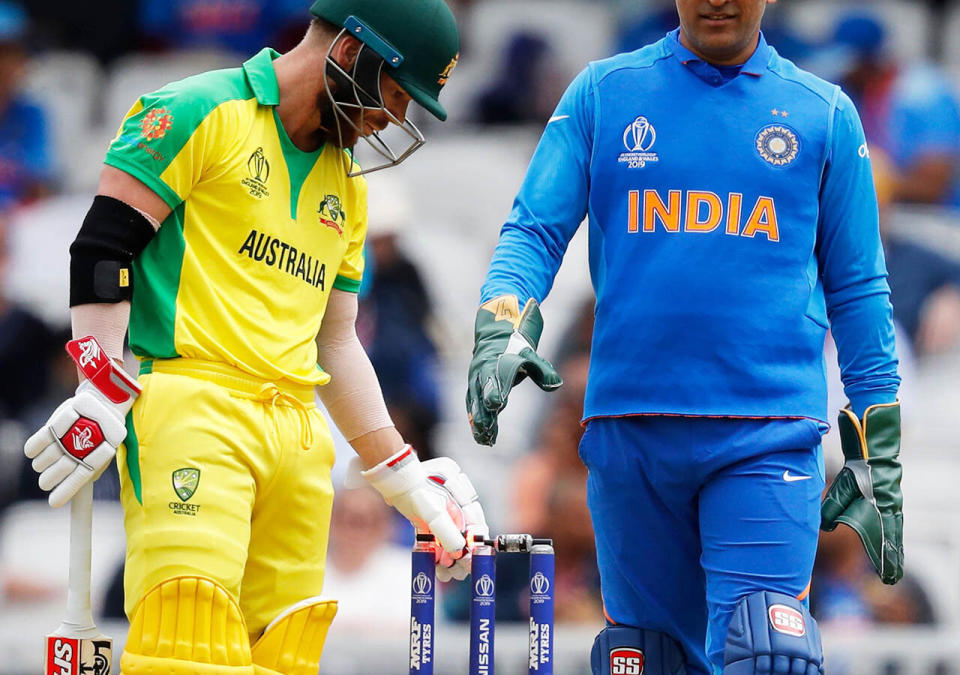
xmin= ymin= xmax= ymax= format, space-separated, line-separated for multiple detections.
xmin=62 ymin=482 xmax=97 ymax=636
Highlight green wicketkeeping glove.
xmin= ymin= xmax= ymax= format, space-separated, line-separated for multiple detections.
xmin=466 ymin=295 xmax=563 ymax=446
xmin=821 ymin=402 xmax=904 ymax=585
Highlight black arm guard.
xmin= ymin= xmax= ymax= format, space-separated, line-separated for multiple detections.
xmin=69 ymin=195 xmax=157 ymax=306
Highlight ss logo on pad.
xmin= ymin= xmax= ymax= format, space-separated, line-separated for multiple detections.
xmin=610 ymin=647 xmax=644 ymax=674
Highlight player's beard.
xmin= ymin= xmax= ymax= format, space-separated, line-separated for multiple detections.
xmin=317 ymin=95 xmax=361 ymax=150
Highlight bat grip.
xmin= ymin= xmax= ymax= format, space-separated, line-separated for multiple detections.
xmin=65 ymin=482 xmax=96 ymax=631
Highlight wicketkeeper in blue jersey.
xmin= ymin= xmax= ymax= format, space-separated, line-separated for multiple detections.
xmin=466 ymin=1 xmax=903 ymax=673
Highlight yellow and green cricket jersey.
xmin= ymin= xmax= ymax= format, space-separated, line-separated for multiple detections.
xmin=105 ymin=48 xmax=367 ymax=386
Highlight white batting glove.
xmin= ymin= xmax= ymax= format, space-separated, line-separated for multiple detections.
xmin=363 ymin=447 xmax=489 ymax=582
xmin=23 ymin=336 xmax=140 ymax=508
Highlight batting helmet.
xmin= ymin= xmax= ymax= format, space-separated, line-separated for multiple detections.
xmin=309 ymin=0 xmax=460 ymax=122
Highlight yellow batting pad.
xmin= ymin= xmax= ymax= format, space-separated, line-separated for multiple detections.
xmin=121 ymin=576 xmax=253 ymax=675
xmin=251 ymin=597 xmax=338 ymax=675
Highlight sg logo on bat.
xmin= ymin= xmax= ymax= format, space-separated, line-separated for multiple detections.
xmin=46 ymin=637 xmax=111 ymax=675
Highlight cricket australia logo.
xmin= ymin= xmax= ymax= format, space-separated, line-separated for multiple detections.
xmin=475 ymin=574 xmax=495 ymax=598
xmin=756 ymin=125 xmax=800 ymax=167
xmin=77 ymin=338 xmax=102 ymax=370
xmin=530 ymin=571 xmax=550 ymax=596
xmin=438 ymin=52 xmax=459 ymax=86
xmin=318 ymin=194 xmax=346 ymax=236
xmin=619 ymin=116 xmax=659 ymax=169
xmin=242 ymin=147 xmax=271 ymax=199
xmin=140 ymin=107 xmax=174 ymax=141
xmin=412 ymin=572 xmax=433 ymax=596
xmin=172 ymin=468 xmax=200 ymax=502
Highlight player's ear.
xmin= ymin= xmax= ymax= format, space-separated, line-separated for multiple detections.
xmin=329 ymin=34 xmax=363 ymax=71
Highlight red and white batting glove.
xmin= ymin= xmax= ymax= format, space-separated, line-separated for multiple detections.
xmin=363 ymin=447 xmax=489 ymax=582
xmin=24 ymin=336 xmax=140 ymax=508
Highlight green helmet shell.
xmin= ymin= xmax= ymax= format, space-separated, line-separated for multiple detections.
xmin=310 ymin=0 xmax=460 ymax=121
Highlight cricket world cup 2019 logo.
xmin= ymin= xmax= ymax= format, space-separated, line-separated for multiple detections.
xmin=619 ymin=115 xmax=660 ymax=169
xmin=248 ymin=147 xmax=270 ymax=183
xmin=530 ymin=571 xmax=550 ymax=596
xmin=412 ymin=572 xmax=433 ymax=597
xmin=140 ymin=108 xmax=174 ymax=141
xmin=475 ymin=574 xmax=495 ymax=598
xmin=623 ymin=116 xmax=657 ymax=152
xmin=242 ymin=147 xmax=271 ymax=198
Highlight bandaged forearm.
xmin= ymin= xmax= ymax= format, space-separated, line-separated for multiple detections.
xmin=316 ymin=290 xmax=393 ymax=441
xmin=71 ymin=302 xmax=130 ymax=362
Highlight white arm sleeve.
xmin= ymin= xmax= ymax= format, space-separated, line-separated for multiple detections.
xmin=71 ymin=302 xmax=130 ymax=361
xmin=316 ymin=289 xmax=394 ymax=441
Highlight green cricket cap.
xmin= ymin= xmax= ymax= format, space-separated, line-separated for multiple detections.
xmin=310 ymin=0 xmax=460 ymax=121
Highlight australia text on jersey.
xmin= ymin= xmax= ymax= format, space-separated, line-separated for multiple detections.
xmin=238 ymin=228 xmax=327 ymax=289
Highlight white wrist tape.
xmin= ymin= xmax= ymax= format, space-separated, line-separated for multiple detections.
xmin=360 ymin=445 xmax=422 ymax=502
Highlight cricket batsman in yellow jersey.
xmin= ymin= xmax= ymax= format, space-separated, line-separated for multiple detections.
xmin=22 ymin=2 xmax=488 ymax=673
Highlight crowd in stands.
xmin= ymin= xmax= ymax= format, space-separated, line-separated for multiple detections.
xmin=1 ymin=0 xmax=959 ymax=657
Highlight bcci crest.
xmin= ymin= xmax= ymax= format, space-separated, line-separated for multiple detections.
xmin=318 ymin=194 xmax=346 ymax=236
xmin=756 ymin=125 xmax=799 ymax=167
xmin=619 ymin=116 xmax=659 ymax=169
xmin=140 ymin=108 xmax=174 ymax=141
xmin=242 ymin=147 xmax=271 ymax=198
xmin=172 ymin=468 xmax=200 ymax=502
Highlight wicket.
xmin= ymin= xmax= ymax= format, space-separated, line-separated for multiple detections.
xmin=409 ymin=533 xmax=555 ymax=675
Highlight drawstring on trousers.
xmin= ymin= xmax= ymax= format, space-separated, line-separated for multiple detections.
xmin=256 ymin=383 xmax=314 ymax=451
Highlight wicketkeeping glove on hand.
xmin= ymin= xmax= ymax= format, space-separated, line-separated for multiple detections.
xmin=363 ymin=447 xmax=488 ymax=582
xmin=23 ymin=336 xmax=140 ymax=508
xmin=821 ymin=402 xmax=903 ymax=584
xmin=466 ymin=295 xmax=562 ymax=446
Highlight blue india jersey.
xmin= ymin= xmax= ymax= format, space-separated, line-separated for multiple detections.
xmin=481 ymin=30 xmax=899 ymax=422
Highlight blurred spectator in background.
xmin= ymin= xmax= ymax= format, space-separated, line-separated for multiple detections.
xmin=513 ymin=353 xmax=589 ymax=536
xmin=0 ymin=215 xmax=65 ymax=512
xmin=613 ymin=0 xmax=677 ymax=54
xmin=832 ymin=11 xmax=960 ymax=209
xmin=137 ymin=0 xmax=307 ymax=57
xmin=25 ymin=0 xmax=136 ymax=64
xmin=0 ymin=216 xmax=57 ymax=425
xmin=0 ymin=2 xmax=54 ymax=209
xmin=874 ymin=148 xmax=960 ymax=355
xmin=323 ymin=487 xmax=411 ymax=639
xmin=474 ymin=31 xmax=566 ymax=126
xmin=812 ymin=511 xmax=935 ymax=629
xmin=513 ymin=353 xmax=602 ymax=623
xmin=361 ymin=174 xmax=442 ymax=459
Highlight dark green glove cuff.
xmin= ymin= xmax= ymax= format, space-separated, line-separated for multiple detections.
xmin=466 ymin=295 xmax=561 ymax=446
xmin=472 ymin=295 xmax=546 ymax=362
xmin=822 ymin=402 xmax=903 ymax=584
